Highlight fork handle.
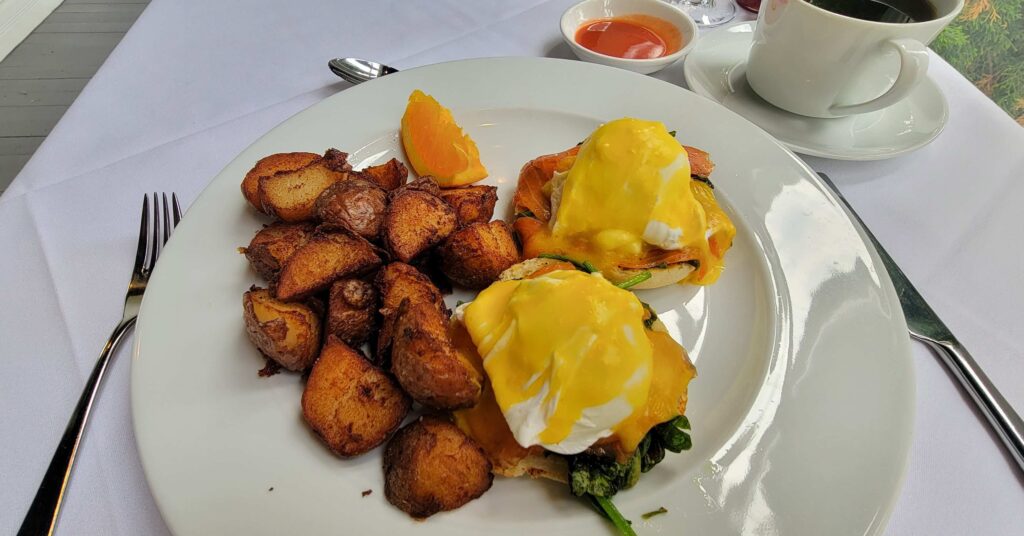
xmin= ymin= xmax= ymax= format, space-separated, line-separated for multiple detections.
xmin=18 ymin=318 xmax=136 ymax=536
xmin=915 ymin=334 xmax=1024 ymax=473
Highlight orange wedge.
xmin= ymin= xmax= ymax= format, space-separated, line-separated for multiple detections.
xmin=400 ymin=89 xmax=488 ymax=186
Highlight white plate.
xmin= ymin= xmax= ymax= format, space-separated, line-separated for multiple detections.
xmin=683 ymin=22 xmax=949 ymax=161
xmin=132 ymin=57 xmax=914 ymax=535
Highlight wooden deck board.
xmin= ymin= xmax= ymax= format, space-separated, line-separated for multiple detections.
xmin=0 ymin=78 xmax=88 ymax=106
xmin=0 ymin=0 xmax=149 ymax=195
xmin=0 ymin=136 xmax=46 ymax=155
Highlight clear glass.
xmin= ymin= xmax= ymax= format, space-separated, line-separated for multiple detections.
xmin=666 ymin=0 xmax=737 ymax=28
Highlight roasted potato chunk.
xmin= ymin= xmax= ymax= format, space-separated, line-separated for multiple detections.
xmin=375 ymin=262 xmax=445 ymax=365
xmin=315 ymin=179 xmax=387 ymax=240
xmin=259 ymin=149 xmax=352 ymax=222
xmin=377 ymin=262 xmax=446 ymax=312
xmin=327 ymin=279 xmax=378 ymax=346
xmin=438 ymin=185 xmax=497 ymax=227
xmin=276 ymin=226 xmax=382 ymax=302
xmin=243 ymin=288 xmax=321 ymax=371
xmin=391 ymin=299 xmax=481 ymax=409
xmin=241 ymin=152 xmax=319 ymax=212
xmin=384 ymin=416 xmax=493 ymax=518
xmin=358 ymin=158 xmax=408 ymax=191
xmin=242 ymin=222 xmax=315 ymax=280
xmin=303 ymin=336 xmax=410 ymax=457
xmin=391 ymin=176 xmax=440 ymax=197
xmin=383 ymin=189 xmax=457 ymax=262
xmin=440 ymin=221 xmax=520 ymax=289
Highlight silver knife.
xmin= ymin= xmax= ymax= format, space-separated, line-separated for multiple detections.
xmin=817 ymin=172 xmax=1024 ymax=473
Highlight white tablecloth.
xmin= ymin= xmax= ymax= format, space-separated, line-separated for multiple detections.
xmin=2 ymin=1 xmax=1022 ymax=534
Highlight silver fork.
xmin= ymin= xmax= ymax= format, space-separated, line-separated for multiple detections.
xmin=18 ymin=193 xmax=182 ymax=536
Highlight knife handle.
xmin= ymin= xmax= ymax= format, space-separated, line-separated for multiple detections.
xmin=917 ymin=335 xmax=1024 ymax=473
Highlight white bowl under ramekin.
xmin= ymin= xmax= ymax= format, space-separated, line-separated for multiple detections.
xmin=560 ymin=0 xmax=699 ymax=75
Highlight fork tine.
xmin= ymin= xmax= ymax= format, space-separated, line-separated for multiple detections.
xmin=171 ymin=193 xmax=182 ymax=228
xmin=147 ymin=192 xmax=160 ymax=271
xmin=161 ymin=193 xmax=171 ymax=246
xmin=133 ymin=194 xmax=150 ymax=274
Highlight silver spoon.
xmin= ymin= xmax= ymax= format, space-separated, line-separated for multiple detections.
xmin=328 ymin=57 xmax=399 ymax=84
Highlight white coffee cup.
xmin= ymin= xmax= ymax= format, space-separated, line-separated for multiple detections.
xmin=746 ymin=0 xmax=963 ymax=118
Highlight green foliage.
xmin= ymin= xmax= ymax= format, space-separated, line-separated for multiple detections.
xmin=616 ymin=271 xmax=652 ymax=289
xmin=640 ymin=435 xmax=665 ymax=471
xmin=537 ymin=252 xmax=597 ymax=274
xmin=570 ymin=451 xmax=642 ymax=498
xmin=932 ymin=0 xmax=1024 ymax=123
xmin=567 ymin=416 xmax=693 ymax=498
xmin=642 ymin=507 xmax=669 ymax=519
xmin=653 ymin=415 xmax=692 ymax=453
xmin=641 ymin=301 xmax=659 ymax=329
xmin=570 ymin=418 xmax=692 ymax=536
xmin=588 ymin=495 xmax=637 ymax=536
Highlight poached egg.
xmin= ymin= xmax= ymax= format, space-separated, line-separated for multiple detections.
xmin=456 ymin=269 xmax=695 ymax=456
xmin=551 ymin=118 xmax=703 ymax=253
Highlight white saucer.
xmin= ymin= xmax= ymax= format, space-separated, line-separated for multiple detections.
xmin=683 ymin=22 xmax=948 ymax=160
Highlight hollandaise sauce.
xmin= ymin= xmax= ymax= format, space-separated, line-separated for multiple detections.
xmin=574 ymin=15 xmax=682 ymax=59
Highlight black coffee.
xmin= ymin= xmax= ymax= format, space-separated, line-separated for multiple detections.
xmin=806 ymin=0 xmax=937 ymax=23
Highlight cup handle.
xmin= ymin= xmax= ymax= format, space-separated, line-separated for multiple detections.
xmin=828 ymin=38 xmax=929 ymax=116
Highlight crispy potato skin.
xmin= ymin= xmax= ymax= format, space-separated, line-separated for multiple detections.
xmin=315 ymin=179 xmax=387 ymax=240
xmin=391 ymin=176 xmax=441 ymax=197
xmin=243 ymin=288 xmax=321 ymax=371
xmin=383 ymin=188 xmax=457 ymax=262
xmin=242 ymin=222 xmax=315 ymax=281
xmin=383 ymin=416 xmax=493 ymax=518
xmin=438 ymin=185 xmax=498 ymax=227
xmin=275 ymin=226 xmax=382 ymax=302
xmin=377 ymin=262 xmax=446 ymax=312
xmin=303 ymin=336 xmax=410 ymax=457
xmin=259 ymin=149 xmax=352 ymax=222
xmin=375 ymin=262 xmax=446 ymax=365
xmin=242 ymin=152 xmax=320 ymax=212
xmin=327 ymin=279 xmax=378 ymax=346
xmin=440 ymin=221 xmax=520 ymax=289
xmin=391 ymin=299 xmax=481 ymax=410
xmin=359 ymin=158 xmax=408 ymax=191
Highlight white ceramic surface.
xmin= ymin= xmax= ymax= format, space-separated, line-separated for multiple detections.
xmin=131 ymin=57 xmax=914 ymax=536
xmin=684 ymin=22 xmax=948 ymax=160
xmin=560 ymin=0 xmax=698 ymax=75
xmin=747 ymin=0 xmax=963 ymax=118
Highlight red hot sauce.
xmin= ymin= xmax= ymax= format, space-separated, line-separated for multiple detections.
xmin=574 ymin=15 xmax=683 ymax=59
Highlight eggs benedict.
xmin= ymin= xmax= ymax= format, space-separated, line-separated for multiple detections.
xmin=452 ymin=259 xmax=696 ymax=485
xmin=513 ymin=118 xmax=735 ymax=288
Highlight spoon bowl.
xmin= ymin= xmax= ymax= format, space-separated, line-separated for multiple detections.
xmin=328 ymin=57 xmax=399 ymax=84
